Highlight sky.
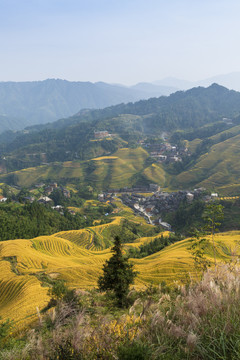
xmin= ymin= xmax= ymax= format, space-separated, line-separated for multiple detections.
xmin=1 ymin=0 xmax=240 ymax=85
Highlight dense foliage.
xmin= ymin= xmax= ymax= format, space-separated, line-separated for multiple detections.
xmin=128 ymin=233 xmax=182 ymax=258
xmin=0 ymin=202 xmax=111 ymax=241
xmin=163 ymin=198 xmax=240 ymax=235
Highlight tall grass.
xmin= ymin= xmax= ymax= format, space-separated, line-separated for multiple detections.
xmin=2 ymin=263 xmax=240 ymax=359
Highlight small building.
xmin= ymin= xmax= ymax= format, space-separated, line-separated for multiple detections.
xmin=186 ymin=192 xmax=194 ymax=202
xmin=159 ymin=219 xmax=171 ymax=230
xmin=62 ymin=188 xmax=70 ymax=198
xmin=145 ymin=205 xmax=155 ymax=214
xmin=52 ymin=205 xmax=64 ymax=212
xmin=38 ymin=196 xmax=52 ymax=204
xmin=149 ymin=184 xmax=160 ymax=192
xmin=170 ymin=155 xmax=182 ymax=162
xmin=0 ymin=196 xmax=7 ymax=203
xmin=157 ymin=155 xmax=167 ymax=161
xmin=23 ymin=196 xmax=35 ymax=203
xmin=94 ymin=130 xmax=110 ymax=139
xmin=164 ymin=143 xmax=172 ymax=151
xmin=98 ymin=193 xmax=105 ymax=201
xmin=35 ymin=183 xmax=45 ymax=188
xmin=45 ymin=186 xmax=54 ymax=195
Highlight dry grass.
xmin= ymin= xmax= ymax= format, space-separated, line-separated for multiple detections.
xmin=2 ymin=263 xmax=240 ymax=359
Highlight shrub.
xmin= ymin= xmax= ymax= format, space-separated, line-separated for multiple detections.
xmin=117 ymin=341 xmax=153 ymax=360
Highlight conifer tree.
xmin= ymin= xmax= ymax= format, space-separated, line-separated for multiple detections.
xmin=98 ymin=236 xmax=137 ymax=307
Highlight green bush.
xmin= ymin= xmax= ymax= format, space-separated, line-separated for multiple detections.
xmin=117 ymin=341 xmax=152 ymax=360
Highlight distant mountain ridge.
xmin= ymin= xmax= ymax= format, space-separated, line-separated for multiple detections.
xmin=0 ymin=79 xmax=175 ymax=134
xmin=1 ymin=83 xmax=240 ymax=170
xmin=155 ymin=72 xmax=240 ymax=91
xmin=1 ymin=73 xmax=240 ymax=135
xmin=1 ymin=84 xmax=240 ymax=194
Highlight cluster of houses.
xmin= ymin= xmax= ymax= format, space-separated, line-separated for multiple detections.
xmin=0 ymin=182 xmax=72 ymax=215
xmin=98 ymin=184 xmax=219 ymax=230
xmin=98 ymin=184 xmax=160 ymax=201
xmin=35 ymin=182 xmax=70 ymax=198
xmin=139 ymin=139 xmax=189 ymax=163
xmin=24 ymin=182 xmax=75 ymax=215
xmin=94 ymin=130 xmax=112 ymax=139
xmin=21 ymin=183 xmax=70 ymax=205
xmin=120 ymin=188 xmax=219 ymax=228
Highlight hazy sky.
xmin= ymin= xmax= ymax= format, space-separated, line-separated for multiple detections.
xmin=1 ymin=0 xmax=240 ymax=85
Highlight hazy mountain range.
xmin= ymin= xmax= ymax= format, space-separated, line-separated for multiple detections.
xmin=1 ymin=72 xmax=240 ymax=134
xmin=1 ymin=83 xmax=240 ymax=195
xmin=155 ymin=72 xmax=240 ymax=91
xmin=0 ymin=79 xmax=175 ymax=134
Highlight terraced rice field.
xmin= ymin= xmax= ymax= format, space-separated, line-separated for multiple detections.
xmin=1 ymin=162 xmax=84 ymax=187
xmin=1 ymin=220 xmax=240 ymax=329
xmin=143 ymin=163 xmax=166 ymax=186
xmin=0 ymin=147 xmax=160 ymax=190
xmin=88 ymin=147 xmax=150 ymax=189
xmin=55 ymin=217 xmax=123 ymax=250
xmin=173 ymin=132 xmax=240 ymax=190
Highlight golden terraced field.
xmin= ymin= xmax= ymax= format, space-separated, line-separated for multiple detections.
xmin=0 ymin=147 xmax=154 ymax=189
xmin=1 ymin=217 xmax=240 ymax=330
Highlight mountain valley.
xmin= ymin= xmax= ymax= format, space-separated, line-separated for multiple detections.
xmin=1 ymin=83 xmax=240 ymax=358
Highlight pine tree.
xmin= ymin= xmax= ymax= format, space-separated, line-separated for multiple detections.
xmin=98 ymin=236 xmax=137 ymax=307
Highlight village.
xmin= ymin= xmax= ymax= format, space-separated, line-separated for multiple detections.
xmin=98 ymin=185 xmax=219 ymax=230
xmin=139 ymin=139 xmax=190 ymax=163
xmin=0 ymin=182 xmax=72 ymax=214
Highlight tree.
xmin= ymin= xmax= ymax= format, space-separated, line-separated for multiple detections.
xmin=189 ymin=230 xmax=211 ymax=276
xmin=98 ymin=236 xmax=137 ymax=307
xmin=202 ymin=202 xmax=224 ymax=267
xmin=0 ymin=317 xmax=12 ymax=349
xmin=48 ymin=280 xmax=68 ymax=301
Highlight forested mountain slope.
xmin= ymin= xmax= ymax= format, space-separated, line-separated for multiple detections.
xmin=1 ymin=84 xmax=240 ymax=193
xmin=0 ymin=79 xmax=175 ymax=133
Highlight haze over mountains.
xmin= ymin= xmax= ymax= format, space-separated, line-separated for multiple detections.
xmin=155 ymin=72 xmax=240 ymax=91
xmin=1 ymin=83 xmax=240 ymax=194
xmin=1 ymin=72 xmax=240 ymax=134
xmin=0 ymin=79 xmax=175 ymax=133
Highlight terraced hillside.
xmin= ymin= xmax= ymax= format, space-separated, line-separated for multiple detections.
xmin=0 ymin=213 xmax=240 ymax=329
xmin=173 ymin=128 xmax=240 ymax=192
xmin=2 ymin=84 xmax=240 ymax=193
xmin=0 ymin=147 xmax=165 ymax=189
xmin=3 ymin=123 xmax=240 ymax=194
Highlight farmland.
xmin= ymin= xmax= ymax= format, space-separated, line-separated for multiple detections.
xmin=0 ymin=147 xmax=153 ymax=190
xmin=1 ymin=212 xmax=240 ymax=329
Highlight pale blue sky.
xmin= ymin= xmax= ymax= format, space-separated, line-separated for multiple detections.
xmin=0 ymin=0 xmax=240 ymax=84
